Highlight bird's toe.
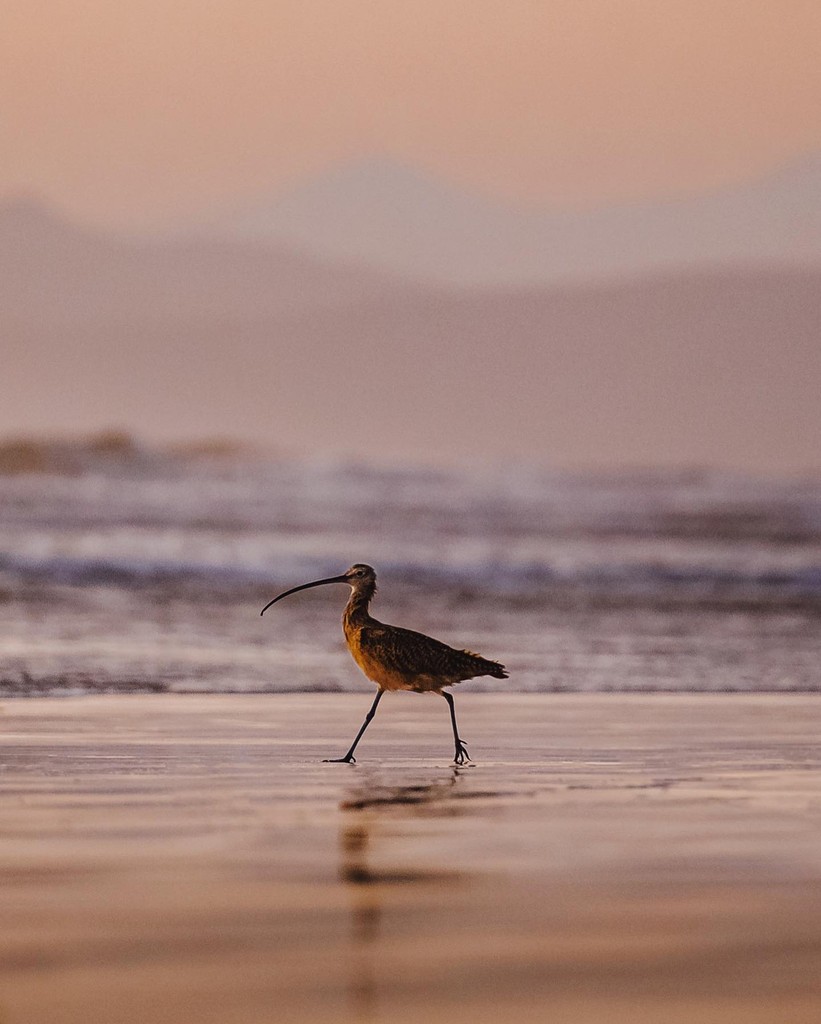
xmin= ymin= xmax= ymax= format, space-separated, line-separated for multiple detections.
xmin=453 ymin=743 xmax=472 ymax=765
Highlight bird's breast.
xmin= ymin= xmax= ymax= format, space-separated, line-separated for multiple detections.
xmin=344 ymin=624 xmax=439 ymax=692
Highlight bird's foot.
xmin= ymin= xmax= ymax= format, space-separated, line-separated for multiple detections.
xmin=323 ymin=755 xmax=356 ymax=764
xmin=453 ymin=742 xmax=472 ymax=766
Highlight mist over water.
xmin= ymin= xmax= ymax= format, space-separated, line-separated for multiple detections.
xmin=0 ymin=440 xmax=819 ymax=696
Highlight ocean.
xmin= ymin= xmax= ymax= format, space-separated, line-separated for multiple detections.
xmin=1 ymin=440 xmax=819 ymax=696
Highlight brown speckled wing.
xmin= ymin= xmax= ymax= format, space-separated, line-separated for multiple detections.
xmin=358 ymin=625 xmax=505 ymax=682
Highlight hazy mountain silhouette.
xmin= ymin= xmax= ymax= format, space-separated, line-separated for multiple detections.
xmin=0 ymin=195 xmax=407 ymax=321
xmin=214 ymin=155 xmax=821 ymax=286
xmin=2 ymin=196 xmax=819 ymax=471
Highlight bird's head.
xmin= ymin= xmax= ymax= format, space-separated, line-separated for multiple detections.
xmin=260 ymin=563 xmax=377 ymax=615
xmin=343 ymin=563 xmax=376 ymax=589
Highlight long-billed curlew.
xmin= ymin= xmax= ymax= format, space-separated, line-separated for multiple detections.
xmin=260 ymin=564 xmax=507 ymax=764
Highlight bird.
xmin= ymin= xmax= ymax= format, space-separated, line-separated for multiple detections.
xmin=260 ymin=563 xmax=508 ymax=764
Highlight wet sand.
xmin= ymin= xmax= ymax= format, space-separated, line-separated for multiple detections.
xmin=0 ymin=693 xmax=819 ymax=1024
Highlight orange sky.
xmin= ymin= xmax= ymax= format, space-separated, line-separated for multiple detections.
xmin=3 ymin=0 xmax=821 ymax=226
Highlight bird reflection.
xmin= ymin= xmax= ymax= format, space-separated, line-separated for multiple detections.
xmin=338 ymin=771 xmax=466 ymax=1021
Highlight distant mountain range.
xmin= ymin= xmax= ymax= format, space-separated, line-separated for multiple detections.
xmin=207 ymin=155 xmax=821 ymax=286
xmin=1 ymin=195 xmax=406 ymax=322
xmin=2 ymin=195 xmax=819 ymax=472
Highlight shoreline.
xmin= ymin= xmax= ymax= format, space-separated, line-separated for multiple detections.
xmin=1 ymin=693 xmax=819 ymax=1023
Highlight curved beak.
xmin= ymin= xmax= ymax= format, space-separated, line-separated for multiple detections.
xmin=260 ymin=574 xmax=350 ymax=615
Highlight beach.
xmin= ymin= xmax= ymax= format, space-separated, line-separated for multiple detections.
xmin=5 ymin=9 xmax=821 ymax=1021
xmin=0 ymin=692 xmax=819 ymax=1023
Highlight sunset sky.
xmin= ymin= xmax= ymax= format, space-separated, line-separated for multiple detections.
xmin=3 ymin=1 xmax=821 ymax=226
xmin=3 ymin=1 xmax=820 ymax=471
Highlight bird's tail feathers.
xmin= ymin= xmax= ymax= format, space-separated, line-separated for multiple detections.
xmin=463 ymin=650 xmax=509 ymax=679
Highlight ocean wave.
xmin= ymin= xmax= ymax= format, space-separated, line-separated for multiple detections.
xmin=3 ymin=449 xmax=820 ymax=697
xmin=2 ymin=550 xmax=820 ymax=603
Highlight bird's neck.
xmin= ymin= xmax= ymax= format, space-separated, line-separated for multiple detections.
xmin=343 ymin=583 xmax=375 ymax=629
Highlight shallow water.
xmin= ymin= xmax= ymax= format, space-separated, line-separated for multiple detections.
xmin=0 ymin=695 xmax=820 ymax=1024
xmin=0 ymin=449 xmax=819 ymax=695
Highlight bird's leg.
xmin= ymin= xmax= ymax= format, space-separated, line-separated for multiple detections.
xmin=442 ymin=691 xmax=471 ymax=765
xmin=324 ymin=690 xmax=384 ymax=764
